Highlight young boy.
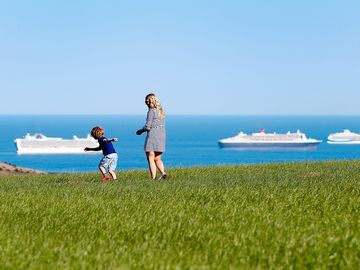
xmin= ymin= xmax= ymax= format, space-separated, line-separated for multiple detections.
xmin=84 ymin=126 xmax=118 ymax=182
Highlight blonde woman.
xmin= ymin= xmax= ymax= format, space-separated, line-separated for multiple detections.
xmin=136 ymin=93 xmax=167 ymax=180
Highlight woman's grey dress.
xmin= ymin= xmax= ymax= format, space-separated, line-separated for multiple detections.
xmin=143 ymin=108 xmax=166 ymax=152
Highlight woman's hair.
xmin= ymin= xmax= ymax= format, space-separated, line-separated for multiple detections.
xmin=145 ymin=93 xmax=165 ymax=118
xmin=91 ymin=126 xmax=104 ymax=139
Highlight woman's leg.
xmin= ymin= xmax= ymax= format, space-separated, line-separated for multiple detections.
xmin=154 ymin=152 xmax=165 ymax=175
xmin=146 ymin=151 xmax=157 ymax=179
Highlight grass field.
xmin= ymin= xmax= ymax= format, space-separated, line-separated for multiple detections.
xmin=0 ymin=161 xmax=359 ymax=269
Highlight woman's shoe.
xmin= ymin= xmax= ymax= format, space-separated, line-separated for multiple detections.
xmin=159 ymin=173 xmax=167 ymax=180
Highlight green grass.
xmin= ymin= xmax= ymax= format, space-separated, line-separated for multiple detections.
xmin=0 ymin=161 xmax=359 ymax=269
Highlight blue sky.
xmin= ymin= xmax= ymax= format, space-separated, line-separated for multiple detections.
xmin=0 ymin=0 xmax=359 ymax=115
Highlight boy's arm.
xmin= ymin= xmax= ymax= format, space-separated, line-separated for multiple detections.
xmin=84 ymin=146 xmax=101 ymax=152
xmin=103 ymin=138 xmax=118 ymax=142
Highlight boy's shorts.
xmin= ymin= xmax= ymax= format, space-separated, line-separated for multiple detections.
xmin=99 ymin=153 xmax=118 ymax=171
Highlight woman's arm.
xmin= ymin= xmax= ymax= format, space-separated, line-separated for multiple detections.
xmin=143 ymin=109 xmax=154 ymax=131
xmin=136 ymin=109 xmax=154 ymax=135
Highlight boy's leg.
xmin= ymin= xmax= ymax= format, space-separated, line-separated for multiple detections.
xmin=109 ymin=170 xmax=116 ymax=180
xmin=109 ymin=170 xmax=117 ymax=180
xmin=98 ymin=165 xmax=107 ymax=177
xmin=99 ymin=166 xmax=110 ymax=182
xmin=108 ymin=154 xmax=118 ymax=180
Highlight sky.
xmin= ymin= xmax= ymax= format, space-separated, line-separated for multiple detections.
xmin=0 ymin=0 xmax=359 ymax=115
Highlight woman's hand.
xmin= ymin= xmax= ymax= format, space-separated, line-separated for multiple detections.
xmin=136 ymin=129 xmax=144 ymax=135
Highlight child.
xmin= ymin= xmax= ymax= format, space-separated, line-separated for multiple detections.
xmin=84 ymin=126 xmax=118 ymax=182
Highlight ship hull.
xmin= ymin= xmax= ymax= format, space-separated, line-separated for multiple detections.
xmin=16 ymin=148 xmax=99 ymax=154
xmin=218 ymin=141 xmax=321 ymax=149
xmin=15 ymin=137 xmax=99 ymax=155
xmin=327 ymin=129 xmax=360 ymax=144
xmin=327 ymin=140 xmax=360 ymax=145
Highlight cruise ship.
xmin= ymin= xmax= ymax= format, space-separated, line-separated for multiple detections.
xmin=218 ymin=129 xmax=322 ymax=149
xmin=15 ymin=133 xmax=99 ymax=154
xmin=327 ymin=129 xmax=360 ymax=144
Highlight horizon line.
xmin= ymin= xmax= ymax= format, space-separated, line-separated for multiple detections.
xmin=1 ymin=114 xmax=360 ymax=117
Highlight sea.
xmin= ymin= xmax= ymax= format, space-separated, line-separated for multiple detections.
xmin=1 ymin=115 xmax=360 ymax=173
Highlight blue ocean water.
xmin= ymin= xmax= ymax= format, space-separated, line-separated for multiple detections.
xmin=1 ymin=115 xmax=360 ymax=173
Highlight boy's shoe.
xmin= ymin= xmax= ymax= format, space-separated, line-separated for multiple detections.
xmin=158 ymin=173 xmax=167 ymax=180
xmin=100 ymin=175 xmax=110 ymax=183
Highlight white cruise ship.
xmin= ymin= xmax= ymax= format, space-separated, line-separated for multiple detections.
xmin=15 ymin=133 xmax=99 ymax=154
xmin=218 ymin=129 xmax=322 ymax=149
xmin=327 ymin=129 xmax=360 ymax=144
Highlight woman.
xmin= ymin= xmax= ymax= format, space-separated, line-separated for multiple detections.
xmin=136 ymin=93 xmax=167 ymax=180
